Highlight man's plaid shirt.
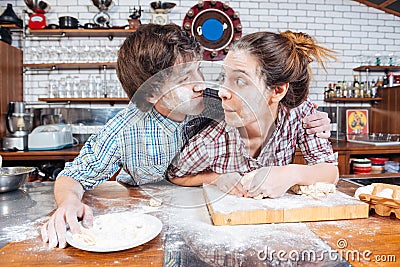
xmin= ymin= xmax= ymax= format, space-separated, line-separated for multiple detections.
xmin=168 ymin=100 xmax=337 ymax=178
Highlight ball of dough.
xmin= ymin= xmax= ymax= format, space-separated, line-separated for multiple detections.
xmin=375 ymin=188 xmax=394 ymax=199
xmin=149 ymin=198 xmax=162 ymax=207
xmin=290 ymin=183 xmax=336 ymax=198
xmin=354 ymin=185 xmax=374 ymax=200
xmin=241 ymin=172 xmax=264 ymax=199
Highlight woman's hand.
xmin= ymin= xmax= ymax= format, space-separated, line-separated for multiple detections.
xmin=245 ymin=166 xmax=297 ymax=198
xmin=303 ymin=110 xmax=331 ymax=138
xmin=212 ymin=172 xmax=247 ymax=197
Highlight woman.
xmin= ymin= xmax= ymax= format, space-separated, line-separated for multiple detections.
xmin=167 ymin=30 xmax=338 ymax=198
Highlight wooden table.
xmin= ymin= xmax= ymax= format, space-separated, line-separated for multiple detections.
xmin=0 ymin=180 xmax=399 ymax=266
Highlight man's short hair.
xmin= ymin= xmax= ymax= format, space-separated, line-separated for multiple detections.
xmin=116 ymin=24 xmax=202 ymax=111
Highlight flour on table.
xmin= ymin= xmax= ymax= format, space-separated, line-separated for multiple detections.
xmin=290 ymin=182 xmax=336 ymax=198
xmin=71 ymin=212 xmax=146 ymax=248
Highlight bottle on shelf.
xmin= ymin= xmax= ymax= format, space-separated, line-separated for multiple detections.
xmin=335 ymin=81 xmax=342 ymax=98
xmin=352 ymin=75 xmax=361 ymax=98
xmin=359 ymin=82 xmax=365 ymax=98
xmin=342 ymin=81 xmax=348 ymax=98
xmin=382 ymin=75 xmax=388 ymax=87
xmin=323 ymin=86 xmax=329 ymax=99
xmin=327 ymin=83 xmax=335 ymax=98
xmin=345 ymin=81 xmax=352 ymax=98
xmin=375 ymin=77 xmax=383 ymax=88
xmin=353 ymin=74 xmax=360 ymax=88
xmin=388 ymin=72 xmax=394 ymax=87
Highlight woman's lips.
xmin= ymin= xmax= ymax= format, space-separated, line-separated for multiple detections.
xmin=222 ymin=105 xmax=235 ymax=112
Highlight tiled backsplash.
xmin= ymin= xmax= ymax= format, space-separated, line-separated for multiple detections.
xmin=4 ymin=0 xmax=400 ymax=108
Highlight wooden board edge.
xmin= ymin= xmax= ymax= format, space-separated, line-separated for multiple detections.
xmin=202 ymin=186 xmax=284 ymax=225
xmin=283 ymin=203 xmax=370 ymax=223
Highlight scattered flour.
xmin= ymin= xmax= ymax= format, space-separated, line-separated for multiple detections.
xmin=204 ymin=184 xmax=363 ymax=214
xmin=0 ymin=217 xmax=48 ymax=245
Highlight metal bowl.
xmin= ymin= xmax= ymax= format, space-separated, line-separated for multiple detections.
xmin=0 ymin=167 xmax=36 ymax=193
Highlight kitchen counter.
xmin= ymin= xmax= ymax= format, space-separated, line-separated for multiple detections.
xmin=0 ymin=180 xmax=399 ymax=266
xmin=2 ymin=141 xmax=399 ymax=176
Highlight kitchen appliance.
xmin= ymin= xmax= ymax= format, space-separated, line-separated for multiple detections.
xmin=24 ymin=0 xmax=51 ymax=29
xmin=91 ymin=0 xmax=113 ymax=27
xmin=0 ymin=3 xmax=23 ymax=28
xmin=0 ymin=26 xmax=12 ymax=45
xmin=128 ymin=6 xmax=142 ymax=30
xmin=2 ymin=102 xmax=33 ymax=151
xmin=58 ymin=16 xmax=79 ymax=29
xmin=150 ymin=1 xmax=175 ymax=25
xmin=28 ymin=124 xmax=73 ymax=151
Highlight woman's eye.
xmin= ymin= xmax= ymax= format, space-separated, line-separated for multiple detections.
xmin=219 ymin=73 xmax=226 ymax=83
xmin=237 ymin=78 xmax=246 ymax=86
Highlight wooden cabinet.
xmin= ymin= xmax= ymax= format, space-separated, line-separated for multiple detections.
xmin=371 ymin=85 xmax=400 ymax=134
xmin=0 ymin=42 xmax=23 ymax=139
xmin=294 ymin=141 xmax=400 ymax=175
xmin=352 ymin=65 xmax=400 ymax=134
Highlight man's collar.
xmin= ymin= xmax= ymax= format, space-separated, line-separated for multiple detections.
xmin=150 ymin=108 xmax=184 ymax=135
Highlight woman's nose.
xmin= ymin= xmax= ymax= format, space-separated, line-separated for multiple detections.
xmin=218 ymin=86 xmax=232 ymax=100
xmin=193 ymin=83 xmax=205 ymax=92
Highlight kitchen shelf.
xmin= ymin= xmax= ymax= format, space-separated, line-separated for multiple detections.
xmin=38 ymin=97 xmax=129 ymax=104
xmin=23 ymin=62 xmax=116 ymax=71
xmin=353 ymin=65 xmax=400 ymax=72
xmin=27 ymin=28 xmax=135 ymax=40
xmin=0 ymin=23 xmax=22 ymax=29
xmin=324 ymin=97 xmax=382 ymax=102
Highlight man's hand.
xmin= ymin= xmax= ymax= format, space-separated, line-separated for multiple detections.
xmin=212 ymin=172 xmax=246 ymax=197
xmin=41 ymin=199 xmax=93 ymax=249
xmin=244 ymin=166 xmax=296 ymax=198
xmin=303 ymin=108 xmax=331 ymax=139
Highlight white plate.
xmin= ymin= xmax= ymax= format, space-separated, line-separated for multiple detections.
xmin=66 ymin=212 xmax=162 ymax=252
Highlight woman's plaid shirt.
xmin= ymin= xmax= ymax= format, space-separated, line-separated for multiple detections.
xmin=168 ymin=100 xmax=337 ymax=178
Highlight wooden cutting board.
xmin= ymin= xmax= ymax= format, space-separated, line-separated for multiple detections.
xmin=203 ymin=185 xmax=369 ymax=226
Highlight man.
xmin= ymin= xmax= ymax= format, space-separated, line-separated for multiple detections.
xmin=41 ymin=24 xmax=331 ymax=249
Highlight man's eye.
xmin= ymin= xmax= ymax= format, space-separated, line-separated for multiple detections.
xmin=178 ymin=76 xmax=189 ymax=83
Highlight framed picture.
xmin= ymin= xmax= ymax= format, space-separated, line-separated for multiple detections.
xmin=346 ymin=109 xmax=369 ymax=135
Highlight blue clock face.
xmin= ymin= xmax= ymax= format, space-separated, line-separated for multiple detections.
xmin=202 ymin=18 xmax=224 ymax=41
xmin=182 ymin=1 xmax=242 ymax=61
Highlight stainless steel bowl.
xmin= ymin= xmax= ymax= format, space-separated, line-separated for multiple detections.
xmin=0 ymin=167 xmax=36 ymax=193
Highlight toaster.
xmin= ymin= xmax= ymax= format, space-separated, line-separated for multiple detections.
xmin=28 ymin=124 xmax=73 ymax=151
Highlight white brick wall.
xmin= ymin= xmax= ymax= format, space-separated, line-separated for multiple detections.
xmin=4 ymin=0 xmax=400 ymax=107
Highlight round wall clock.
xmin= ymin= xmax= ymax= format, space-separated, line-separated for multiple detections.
xmin=182 ymin=1 xmax=242 ymax=61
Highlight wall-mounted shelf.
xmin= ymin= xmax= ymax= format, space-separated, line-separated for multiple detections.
xmin=324 ymin=97 xmax=382 ymax=102
xmin=38 ymin=97 xmax=129 ymax=106
xmin=353 ymin=66 xmax=400 ymax=72
xmin=27 ymin=28 xmax=135 ymax=40
xmin=0 ymin=23 xmax=22 ymax=29
xmin=23 ymin=62 xmax=116 ymax=71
